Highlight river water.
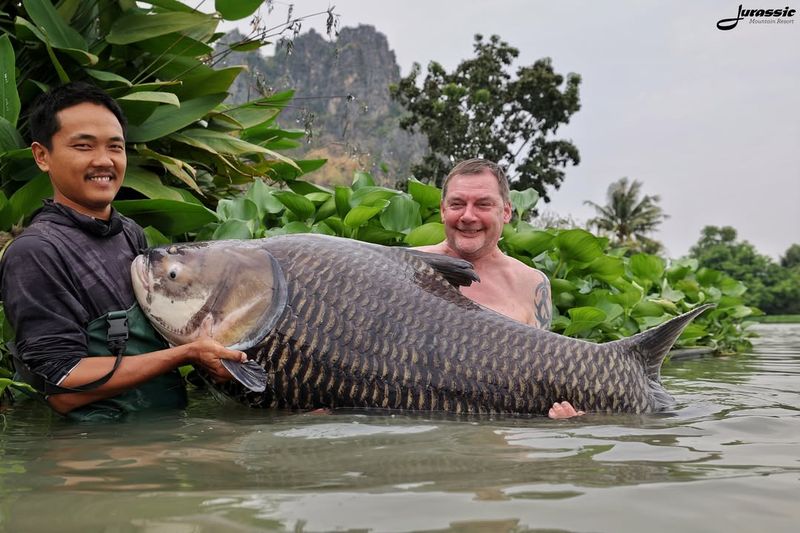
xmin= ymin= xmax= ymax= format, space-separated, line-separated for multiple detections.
xmin=1 ymin=324 xmax=798 ymax=532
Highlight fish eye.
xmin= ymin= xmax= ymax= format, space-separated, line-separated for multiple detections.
xmin=169 ymin=269 xmax=178 ymax=279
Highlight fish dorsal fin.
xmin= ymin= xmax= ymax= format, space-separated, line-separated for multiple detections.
xmin=405 ymin=250 xmax=480 ymax=288
xmin=624 ymin=304 xmax=715 ymax=381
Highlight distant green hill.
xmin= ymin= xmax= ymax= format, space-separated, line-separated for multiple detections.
xmin=218 ymin=26 xmax=427 ymax=186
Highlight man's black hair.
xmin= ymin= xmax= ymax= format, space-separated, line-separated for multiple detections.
xmin=28 ymin=81 xmax=128 ymax=149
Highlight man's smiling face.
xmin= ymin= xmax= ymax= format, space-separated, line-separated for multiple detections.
xmin=32 ymin=101 xmax=126 ymax=219
xmin=440 ymin=170 xmax=512 ymax=260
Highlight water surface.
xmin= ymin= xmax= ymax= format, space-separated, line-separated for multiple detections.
xmin=1 ymin=324 xmax=798 ymax=532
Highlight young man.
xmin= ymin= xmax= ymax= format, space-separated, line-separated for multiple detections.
xmin=0 ymin=82 xmax=245 ymax=420
xmin=416 ymin=159 xmax=583 ymax=419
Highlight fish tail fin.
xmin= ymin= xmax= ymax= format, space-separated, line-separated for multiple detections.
xmin=622 ymin=304 xmax=714 ymax=409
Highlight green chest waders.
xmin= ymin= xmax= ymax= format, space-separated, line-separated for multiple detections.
xmin=12 ymin=303 xmax=187 ymax=422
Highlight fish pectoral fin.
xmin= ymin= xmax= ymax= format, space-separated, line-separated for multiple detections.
xmin=220 ymin=359 xmax=268 ymax=393
xmin=405 ymin=250 xmax=480 ymax=287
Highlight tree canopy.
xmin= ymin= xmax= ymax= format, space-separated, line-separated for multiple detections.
xmin=584 ymin=177 xmax=668 ymax=254
xmin=390 ymin=34 xmax=581 ymax=202
xmin=689 ymin=226 xmax=800 ymax=315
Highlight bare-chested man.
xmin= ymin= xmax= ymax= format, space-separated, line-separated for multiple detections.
xmin=415 ymin=158 xmax=583 ymax=419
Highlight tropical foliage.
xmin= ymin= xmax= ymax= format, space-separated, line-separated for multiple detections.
xmin=585 ymin=177 xmax=668 ymax=254
xmin=689 ymin=226 xmax=800 ymax=315
xmin=390 ymin=34 xmax=581 ymax=202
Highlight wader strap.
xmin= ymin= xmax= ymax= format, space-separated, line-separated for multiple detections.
xmin=9 ymin=310 xmax=129 ymax=396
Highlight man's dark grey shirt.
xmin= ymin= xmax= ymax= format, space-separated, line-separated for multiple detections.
xmin=0 ymin=200 xmax=146 ymax=384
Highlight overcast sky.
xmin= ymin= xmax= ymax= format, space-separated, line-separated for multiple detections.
xmin=212 ymin=0 xmax=799 ymax=260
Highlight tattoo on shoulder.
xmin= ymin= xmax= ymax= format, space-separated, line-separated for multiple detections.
xmin=534 ymin=278 xmax=552 ymax=330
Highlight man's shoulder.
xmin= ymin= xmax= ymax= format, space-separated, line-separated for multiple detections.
xmin=502 ymin=254 xmax=548 ymax=285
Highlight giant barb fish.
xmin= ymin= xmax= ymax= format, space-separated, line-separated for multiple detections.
xmin=131 ymin=234 xmax=711 ymax=415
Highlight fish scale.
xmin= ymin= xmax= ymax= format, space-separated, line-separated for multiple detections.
xmin=133 ymin=234 xmax=713 ymax=415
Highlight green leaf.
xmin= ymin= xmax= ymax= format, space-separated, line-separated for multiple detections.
xmin=245 ymin=179 xmax=285 ymax=217
xmin=335 ymin=186 xmax=352 ymax=218
xmin=0 ymin=173 xmax=52 ymax=229
xmin=352 ymin=171 xmax=375 ymax=190
xmin=509 ymin=188 xmax=540 ymax=219
xmin=216 ymin=0 xmax=264 ymax=21
xmin=350 ymin=186 xmax=399 ymax=207
xmin=380 ymin=195 xmax=421 ymax=233
xmin=358 ymin=225 xmax=405 ymax=245
xmin=85 ymin=69 xmax=132 ymax=86
xmin=119 ymin=91 xmax=180 ymax=107
xmin=405 ymin=222 xmax=445 ymax=246
xmin=564 ymin=307 xmax=607 ymax=336
xmin=0 ymin=117 xmax=24 ymax=151
xmin=313 ymin=196 xmax=338 ymax=222
xmin=631 ymin=300 xmax=666 ymax=318
xmin=134 ymin=145 xmax=200 ymax=194
xmin=135 ymin=33 xmax=213 ymax=57
xmin=212 ymin=219 xmax=253 ymax=240
xmin=630 ymin=254 xmax=665 ymax=285
xmin=122 ymin=167 xmax=183 ymax=201
xmin=505 ymin=230 xmax=554 ymax=257
xmin=216 ymin=198 xmax=258 ymax=222
xmin=286 ymin=180 xmax=333 ymax=196
xmin=126 ymin=93 xmax=227 ymax=142
xmin=142 ymin=226 xmax=171 ymax=247
xmin=585 ymin=255 xmax=624 ymax=282
xmin=107 ymin=12 xmax=215 ymax=45
xmin=22 ymin=0 xmax=87 ymax=50
xmin=407 ymin=177 xmax=441 ymax=208
xmin=180 ymin=128 xmax=278 ymax=156
xmin=273 ymin=190 xmax=315 ymax=221
xmin=344 ymin=201 xmax=389 ymax=228
xmin=554 ymin=229 xmax=604 ymax=264
xmin=0 ymin=35 xmax=21 ymax=125
xmin=114 ymin=199 xmax=218 ymax=236
xmin=229 ymin=39 xmax=267 ymax=52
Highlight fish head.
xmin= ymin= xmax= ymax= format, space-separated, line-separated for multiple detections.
xmin=131 ymin=240 xmax=286 ymax=350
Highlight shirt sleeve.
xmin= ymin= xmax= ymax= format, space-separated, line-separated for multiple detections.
xmin=1 ymin=233 xmax=89 ymax=384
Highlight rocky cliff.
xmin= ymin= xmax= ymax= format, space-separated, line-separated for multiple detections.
xmin=218 ymin=26 xmax=426 ymax=186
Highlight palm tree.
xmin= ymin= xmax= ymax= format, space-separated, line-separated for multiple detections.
xmin=584 ymin=178 xmax=668 ymax=253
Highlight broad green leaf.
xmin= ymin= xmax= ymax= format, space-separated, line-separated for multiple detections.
xmin=216 ymin=91 xmax=293 ymax=128
xmin=380 ymin=195 xmax=421 ymax=233
xmin=171 ymin=67 xmax=242 ymax=101
xmin=509 ymin=188 xmax=539 ymax=219
xmin=114 ymin=199 xmax=217 ymax=235
xmin=22 ymin=0 xmax=87 ymax=50
xmin=0 ymin=117 xmax=24 ymax=151
xmin=122 ymin=166 xmax=183 ymax=201
xmin=272 ymin=190 xmax=315 ymax=221
xmin=126 ymin=93 xmax=227 ymax=142
xmin=306 ymin=192 xmax=331 ymax=203
xmin=630 ymin=254 xmax=665 ymax=285
xmin=107 ymin=12 xmax=215 ymax=45
xmin=134 ymin=145 xmax=200 ymax=193
xmin=0 ymin=173 xmax=52 ymax=229
xmin=405 ymin=222 xmax=445 ymax=247
xmin=119 ymin=91 xmax=180 ymax=107
xmin=313 ymin=196 xmax=338 ymax=222
xmin=554 ymin=229 xmax=604 ymax=264
xmin=217 ymin=198 xmax=258 ymax=222
xmin=140 ymin=0 xmax=195 ymax=13
xmin=212 ymin=219 xmax=253 ymax=240
xmin=505 ymin=230 xmax=554 ymax=257
xmin=216 ymin=0 xmax=263 ymax=20
xmin=637 ymin=314 xmax=672 ymax=331
xmin=181 ymin=128 xmax=274 ymax=156
xmin=335 ymin=186 xmax=352 ymax=218
xmin=286 ymin=180 xmax=333 ymax=196
xmin=358 ymin=225 xmax=405 ymax=245
xmin=344 ymin=201 xmax=389 ymax=228
xmin=269 ymin=158 xmax=326 ymax=181
xmin=0 ymin=35 xmax=21 ymax=125
xmin=678 ymin=324 xmax=707 ymax=342
xmin=407 ymin=177 xmax=441 ymax=208
xmin=229 ymin=39 xmax=268 ymax=52
xmin=136 ymin=33 xmax=213 ymax=57
xmin=564 ymin=307 xmax=607 ymax=336
xmin=631 ymin=300 xmax=666 ymax=317
xmin=311 ymin=221 xmax=337 ymax=236
xmin=85 ymin=69 xmax=132 ymax=86
xmin=350 ymin=186 xmax=399 ymax=207
xmin=352 ymin=171 xmax=375 ymax=190
xmin=245 ymin=179 xmax=285 ymax=216
xmin=60 ymin=47 xmax=98 ymax=66
xmin=585 ymin=255 xmax=624 ymax=282
xmin=719 ymin=277 xmax=747 ymax=297
xmin=143 ymin=226 xmax=171 ymax=247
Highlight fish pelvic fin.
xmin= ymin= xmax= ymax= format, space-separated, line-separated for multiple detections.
xmin=405 ymin=250 xmax=480 ymax=287
xmin=628 ymin=303 xmax=715 ymax=381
